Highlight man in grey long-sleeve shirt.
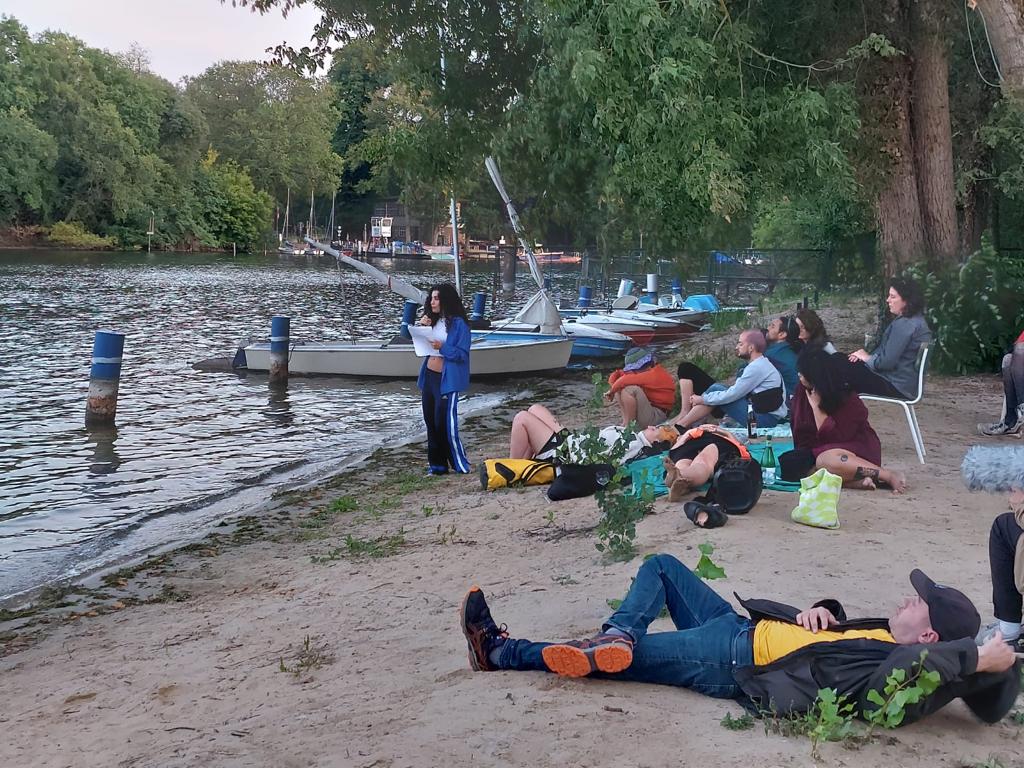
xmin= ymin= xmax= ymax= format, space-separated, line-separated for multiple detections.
xmin=673 ymin=330 xmax=788 ymax=429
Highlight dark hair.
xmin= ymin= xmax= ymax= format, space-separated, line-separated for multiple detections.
xmin=797 ymin=348 xmax=851 ymax=415
xmin=781 ymin=315 xmax=803 ymax=351
xmin=889 ymin=277 xmax=925 ymax=317
xmin=424 ymin=283 xmax=469 ymax=327
xmin=796 ymin=308 xmax=830 ymax=347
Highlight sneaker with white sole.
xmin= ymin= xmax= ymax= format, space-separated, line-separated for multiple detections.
xmin=978 ymin=420 xmax=1023 ymax=436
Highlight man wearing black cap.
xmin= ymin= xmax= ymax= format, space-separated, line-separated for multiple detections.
xmin=460 ymin=554 xmax=1020 ymax=725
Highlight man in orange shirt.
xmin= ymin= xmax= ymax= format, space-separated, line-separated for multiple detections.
xmin=460 ymin=554 xmax=1019 ymax=726
xmin=604 ymin=347 xmax=677 ymax=428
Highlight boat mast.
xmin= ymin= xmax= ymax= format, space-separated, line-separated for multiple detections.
xmin=328 ymin=189 xmax=337 ymax=244
xmin=282 ymin=188 xmax=291 ymax=242
xmin=438 ymin=18 xmax=462 ymax=295
xmin=309 ymin=189 xmax=316 ymax=240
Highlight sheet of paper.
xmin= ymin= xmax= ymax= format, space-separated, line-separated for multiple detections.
xmin=409 ymin=324 xmax=442 ymax=357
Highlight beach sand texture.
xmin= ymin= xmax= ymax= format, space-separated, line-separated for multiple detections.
xmin=2 ymin=299 xmax=1021 ymax=768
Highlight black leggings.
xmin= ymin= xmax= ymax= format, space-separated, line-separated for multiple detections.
xmin=676 ymin=362 xmax=716 ymax=395
xmin=989 ymin=512 xmax=1024 ymax=623
xmin=844 ymin=361 xmax=908 ymax=399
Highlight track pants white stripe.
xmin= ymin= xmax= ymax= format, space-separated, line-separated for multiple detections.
xmin=446 ymin=394 xmax=470 ymax=473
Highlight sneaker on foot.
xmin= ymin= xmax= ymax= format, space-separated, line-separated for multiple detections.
xmin=978 ymin=420 xmax=1022 ymax=436
xmin=460 ymin=586 xmax=508 ymax=671
xmin=976 ymin=621 xmax=1022 ymax=651
xmin=541 ymin=633 xmax=634 ymax=678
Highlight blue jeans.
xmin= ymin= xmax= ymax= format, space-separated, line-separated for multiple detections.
xmin=704 ymin=383 xmax=782 ymax=428
xmin=498 ymin=554 xmax=754 ymax=698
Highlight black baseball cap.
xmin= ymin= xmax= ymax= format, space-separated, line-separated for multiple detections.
xmin=909 ymin=569 xmax=981 ymax=641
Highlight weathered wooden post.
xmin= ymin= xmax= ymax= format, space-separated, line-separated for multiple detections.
xmin=269 ymin=316 xmax=290 ymax=385
xmin=85 ymin=330 xmax=125 ymax=427
xmin=499 ymin=244 xmax=517 ymax=294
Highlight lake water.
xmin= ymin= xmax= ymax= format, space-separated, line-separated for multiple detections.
xmin=0 ymin=251 xmax=585 ymax=601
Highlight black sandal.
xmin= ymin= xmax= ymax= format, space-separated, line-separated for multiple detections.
xmin=683 ymin=500 xmax=727 ymax=528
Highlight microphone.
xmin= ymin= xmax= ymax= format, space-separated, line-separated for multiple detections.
xmin=960 ymin=445 xmax=1024 ymax=492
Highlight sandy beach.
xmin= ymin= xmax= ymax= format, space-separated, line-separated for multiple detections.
xmin=2 ymin=298 xmax=1022 ymax=768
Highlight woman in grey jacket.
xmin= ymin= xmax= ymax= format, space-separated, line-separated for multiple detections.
xmin=846 ymin=278 xmax=932 ymax=399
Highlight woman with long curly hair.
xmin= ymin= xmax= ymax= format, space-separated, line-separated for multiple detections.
xmin=417 ymin=283 xmax=472 ymax=475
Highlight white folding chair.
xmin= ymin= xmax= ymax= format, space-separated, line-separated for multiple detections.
xmin=859 ymin=343 xmax=930 ymax=464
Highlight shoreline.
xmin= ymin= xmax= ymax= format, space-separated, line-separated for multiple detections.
xmin=3 ymin=299 xmax=1021 ymax=768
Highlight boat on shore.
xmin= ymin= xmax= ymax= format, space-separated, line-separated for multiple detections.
xmin=473 ymin=320 xmax=631 ymax=359
xmin=243 ymin=336 xmax=573 ymax=378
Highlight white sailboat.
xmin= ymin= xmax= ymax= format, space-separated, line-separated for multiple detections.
xmin=277 ymin=189 xmax=304 ymax=255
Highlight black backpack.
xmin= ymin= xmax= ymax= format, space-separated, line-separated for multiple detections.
xmin=699 ymin=458 xmax=763 ymax=514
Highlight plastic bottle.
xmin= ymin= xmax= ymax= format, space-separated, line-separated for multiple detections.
xmin=746 ymin=402 xmax=757 ymax=440
xmin=762 ymin=435 xmax=777 ymax=486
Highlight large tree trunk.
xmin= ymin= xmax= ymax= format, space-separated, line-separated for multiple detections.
xmin=875 ymin=57 xmax=930 ymax=275
xmin=909 ymin=0 xmax=959 ymax=266
xmin=973 ymin=0 xmax=1024 ymax=99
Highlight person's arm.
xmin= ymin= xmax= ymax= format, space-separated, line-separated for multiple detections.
xmin=855 ymin=636 xmax=1016 ymax=726
xmin=608 ymin=369 xmax=645 ymax=394
xmin=700 ymin=359 xmax=767 ymax=405
xmin=817 ymin=395 xmax=870 ymax=444
xmin=438 ymin=317 xmax=470 ymax=363
xmin=608 ymin=369 xmax=624 ymax=388
xmin=866 ymin=319 xmax=913 ymax=373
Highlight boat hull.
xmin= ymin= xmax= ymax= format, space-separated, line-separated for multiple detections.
xmin=243 ymin=337 xmax=573 ymax=377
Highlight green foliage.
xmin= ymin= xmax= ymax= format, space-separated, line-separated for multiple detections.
xmin=0 ymin=107 xmax=57 ymax=221
xmin=693 ymin=542 xmax=727 ymax=581
xmin=594 ymin=483 xmax=654 ymax=559
xmin=195 ymin=150 xmax=274 ymax=251
xmin=46 ymin=221 xmax=115 ymax=249
xmin=910 ymin=243 xmax=1024 ymax=374
xmin=862 ymin=650 xmax=942 ymax=730
xmin=710 ymin=309 xmax=749 ymax=333
xmin=184 ymin=61 xmax=344 ymax=201
xmin=311 ymin=529 xmax=407 ymax=563
xmin=589 ymin=372 xmax=610 ymax=411
xmin=720 ymin=712 xmax=755 ymax=731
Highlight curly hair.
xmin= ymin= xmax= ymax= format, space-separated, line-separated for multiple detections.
xmin=423 ymin=283 xmax=469 ymax=327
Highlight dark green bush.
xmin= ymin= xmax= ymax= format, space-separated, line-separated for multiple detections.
xmin=910 ymin=243 xmax=1024 ymax=374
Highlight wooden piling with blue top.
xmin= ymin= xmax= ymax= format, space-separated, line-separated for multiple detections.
xmin=269 ymin=316 xmax=289 ymax=385
xmin=85 ymin=330 xmax=125 ymax=426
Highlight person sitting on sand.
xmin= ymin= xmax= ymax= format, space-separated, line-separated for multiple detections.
xmin=603 ymin=347 xmax=677 ymax=428
xmin=979 ymin=329 xmax=1024 ymax=437
xmin=795 ymin=308 xmax=837 ymax=354
xmin=459 ymin=554 xmax=1019 ymax=725
xmin=508 ymin=403 xmax=678 ymax=464
xmin=983 ymin=489 xmax=1024 ymax=653
xmin=763 ymin=314 xmax=801 ymax=401
xmin=789 ymin=349 xmax=907 ymax=493
xmin=673 ymin=330 xmax=787 ymax=430
xmin=845 ymin=278 xmax=932 ymax=399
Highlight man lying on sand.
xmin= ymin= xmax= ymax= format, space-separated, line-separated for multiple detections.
xmin=460 ymin=554 xmax=1020 ymax=725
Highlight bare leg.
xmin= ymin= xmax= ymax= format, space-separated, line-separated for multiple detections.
xmin=669 ymin=378 xmax=696 ymax=422
xmin=510 ymin=410 xmax=559 ymax=459
xmin=667 ymin=444 xmax=719 ymax=501
xmin=526 ymin=404 xmax=563 ymax=432
xmin=615 ymin=389 xmax=638 ymax=427
xmin=673 ymin=403 xmax=713 ymax=430
xmin=815 ymin=448 xmax=907 ymax=494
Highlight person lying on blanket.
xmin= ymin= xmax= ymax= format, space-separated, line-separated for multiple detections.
xmin=460 ymin=554 xmax=1020 ymax=726
xmin=788 ymin=348 xmax=907 ymax=493
xmin=661 ymin=425 xmax=753 ymax=529
xmin=507 ymin=403 xmax=677 ymax=464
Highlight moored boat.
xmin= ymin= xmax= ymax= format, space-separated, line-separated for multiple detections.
xmin=243 ymin=336 xmax=573 ymax=377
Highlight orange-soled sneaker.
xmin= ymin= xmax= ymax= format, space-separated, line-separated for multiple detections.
xmin=541 ymin=634 xmax=634 ymax=678
xmin=460 ymin=586 xmax=508 ymax=671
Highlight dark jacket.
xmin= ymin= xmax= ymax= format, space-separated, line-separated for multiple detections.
xmin=732 ymin=595 xmax=1021 ymax=725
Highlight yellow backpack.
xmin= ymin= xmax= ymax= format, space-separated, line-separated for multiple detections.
xmin=480 ymin=459 xmax=557 ymax=490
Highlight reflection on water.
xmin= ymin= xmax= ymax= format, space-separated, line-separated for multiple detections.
xmin=0 ymin=250 xmax=582 ymax=600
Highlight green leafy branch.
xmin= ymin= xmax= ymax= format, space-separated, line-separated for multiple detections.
xmin=862 ymin=650 xmax=941 ymax=731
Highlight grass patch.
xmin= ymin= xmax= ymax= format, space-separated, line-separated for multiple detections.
xmin=710 ymin=309 xmax=750 ymax=333
xmin=720 ymin=712 xmax=755 ymax=731
xmin=278 ymin=634 xmax=334 ymax=678
xmin=311 ymin=529 xmax=407 ymax=563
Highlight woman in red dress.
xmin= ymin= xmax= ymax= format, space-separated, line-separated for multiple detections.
xmin=790 ymin=349 xmax=907 ymax=492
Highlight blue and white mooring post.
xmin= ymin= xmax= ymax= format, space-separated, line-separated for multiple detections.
xmin=269 ymin=315 xmax=290 ymax=385
xmin=616 ymin=279 xmax=635 ymax=299
xmin=645 ymin=273 xmax=659 ymax=303
xmin=85 ymin=330 xmax=125 ymax=427
xmin=470 ymin=292 xmax=487 ymax=322
xmin=399 ymin=300 xmax=418 ymax=339
xmin=577 ymin=285 xmax=593 ymax=308
xmin=671 ymin=277 xmax=684 ymax=301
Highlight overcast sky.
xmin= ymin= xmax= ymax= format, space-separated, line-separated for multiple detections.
xmin=2 ymin=0 xmax=324 ymax=83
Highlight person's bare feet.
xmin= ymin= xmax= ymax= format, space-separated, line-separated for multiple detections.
xmin=668 ymin=477 xmax=693 ymax=502
xmin=879 ymin=469 xmax=907 ymax=494
xmin=662 ymin=456 xmax=677 ymax=486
